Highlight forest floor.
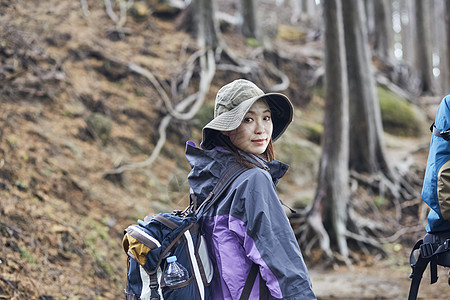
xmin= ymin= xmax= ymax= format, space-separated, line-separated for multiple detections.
xmin=1 ymin=0 xmax=450 ymax=299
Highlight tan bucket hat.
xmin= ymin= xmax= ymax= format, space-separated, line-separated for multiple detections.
xmin=201 ymin=79 xmax=294 ymax=149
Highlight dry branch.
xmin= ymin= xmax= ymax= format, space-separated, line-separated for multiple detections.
xmin=105 ymin=93 xmax=197 ymax=175
xmin=344 ymin=230 xmax=387 ymax=255
xmin=104 ymin=0 xmax=130 ymax=27
xmin=80 ymin=0 xmax=90 ymax=16
xmin=266 ymin=61 xmax=290 ymax=92
xmin=105 ymin=48 xmax=216 ymax=175
xmin=306 ymin=212 xmax=333 ymax=258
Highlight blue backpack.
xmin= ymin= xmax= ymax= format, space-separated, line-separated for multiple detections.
xmin=122 ymin=165 xmax=250 ymax=300
xmin=408 ymin=95 xmax=450 ymax=300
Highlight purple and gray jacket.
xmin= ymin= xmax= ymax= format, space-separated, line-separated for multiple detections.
xmin=186 ymin=143 xmax=316 ymax=300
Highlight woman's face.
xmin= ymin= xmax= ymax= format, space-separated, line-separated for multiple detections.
xmin=223 ymin=99 xmax=273 ymax=155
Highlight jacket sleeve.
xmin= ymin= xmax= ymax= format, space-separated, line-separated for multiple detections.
xmin=229 ymin=168 xmax=316 ymax=299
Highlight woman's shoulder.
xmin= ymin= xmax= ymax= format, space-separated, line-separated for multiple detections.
xmin=234 ymin=167 xmax=274 ymax=187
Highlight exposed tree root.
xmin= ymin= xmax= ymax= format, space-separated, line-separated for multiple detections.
xmin=104 ymin=49 xmax=215 ymax=175
xmin=104 ymin=0 xmax=130 ymax=28
xmin=291 ymin=208 xmax=386 ymax=266
xmin=290 ymin=168 xmax=423 ymax=266
xmin=349 ymin=169 xmax=420 ymax=221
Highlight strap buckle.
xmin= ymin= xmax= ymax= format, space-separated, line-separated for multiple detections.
xmin=431 ymin=122 xmax=450 ymax=140
xmin=420 ymin=243 xmax=435 ymax=258
xmin=443 ymin=239 xmax=450 ymax=251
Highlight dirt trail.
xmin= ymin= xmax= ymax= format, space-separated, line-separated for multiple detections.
xmin=311 ymin=265 xmax=450 ymax=299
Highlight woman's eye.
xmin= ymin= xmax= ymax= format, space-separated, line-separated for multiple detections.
xmin=244 ymin=117 xmax=253 ymax=123
xmin=264 ymin=116 xmax=271 ymax=121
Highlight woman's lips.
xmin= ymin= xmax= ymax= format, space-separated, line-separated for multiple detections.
xmin=252 ymin=139 xmax=266 ymax=145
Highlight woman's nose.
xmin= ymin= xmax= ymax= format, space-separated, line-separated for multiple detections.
xmin=255 ymin=120 xmax=265 ymax=134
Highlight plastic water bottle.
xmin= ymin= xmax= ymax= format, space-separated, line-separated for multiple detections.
xmin=163 ymin=256 xmax=189 ymax=286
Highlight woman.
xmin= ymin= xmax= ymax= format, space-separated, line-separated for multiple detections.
xmin=185 ymin=79 xmax=316 ymax=299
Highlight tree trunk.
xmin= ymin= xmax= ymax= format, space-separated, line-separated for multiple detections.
xmin=363 ymin=0 xmax=375 ymax=49
xmin=302 ymin=0 xmax=319 ymax=16
xmin=311 ymin=0 xmax=350 ymax=259
xmin=434 ymin=0 xmax=447 ymax=94
xmin=239 ymin=0 xmax=262 ymax=42
xmin=192 ymin=0 xmax=221 ymax=49
xmin=414 ymin=0 xmax=434 ymax=94
xmin=445 ymin=0 xmax=450 ymax=91
xmin=343 ymin=0 xmax=391 ymax=178
xmin=373 ymin=0 xmax=393 ymax=61
xmin=400 ymin=0 xmax=416 ymax=64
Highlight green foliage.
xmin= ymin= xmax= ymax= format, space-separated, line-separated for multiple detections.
xmin=15 ymin=180 xmax=28 ymax=191
xmin=62 ymin=110 xmax=76 ymax=117
xmin=86 ymin=113 xmax=113 ymax=146
xmin=377 ymin=87 xmax=426 ymax=137
xmin=7 ymin=135 xmax=19 ymax=148
xmin=246 ymin=38 xmax=261 ymax=48
xmin=276 ymin=134 xmax=320 ymax=186
xmin=82 ymin=217 xmax=119 ymax=280
xmin=133 ymin=88 xmax=145 ymax=97
xmin=292 ymin=196 xmax=314 ymax=209
xmin=312 ymin=85 xmax=325 ymax=99
xmin=19 ymin=246 xmax=37 ymax=264
xmin=374 ymin=196 xmax=386 ymax=208
xmin=299 ymin=121 xmax=323 ymax=145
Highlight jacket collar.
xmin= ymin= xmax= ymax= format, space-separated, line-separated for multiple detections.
xmin=185 ymin=142 xmax=289 ymax=195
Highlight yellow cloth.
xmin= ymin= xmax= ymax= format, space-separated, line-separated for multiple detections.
xmin=122 ymin=233 xmax=151 ymax=266
xmin=437 ymin=160 xmax=450 ymax=221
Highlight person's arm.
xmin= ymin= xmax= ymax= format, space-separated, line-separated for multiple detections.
xmin=230 ymin=169 xmax=316 ymax=299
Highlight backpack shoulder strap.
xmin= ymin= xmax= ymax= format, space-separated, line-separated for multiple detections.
xmin=152 ymin=214 xmax=178 ymax=230
xmin=195 ymin=164 xmax=249 ymax=216
xmin=408 ymin=239 xmax=430 ymax=300
xmin=240 ymin=263 xmax=270 ymax=300
xmin=408 ymin=236 xmax=450 ymax=300
xmin=240 ymin=263 xmax=258 ymax=300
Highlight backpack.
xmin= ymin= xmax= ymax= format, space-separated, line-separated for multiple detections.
xmin=122 ymin=164 xmax=268 ymax=300
xmin=408 ymin=95 xmax=450 ymax=300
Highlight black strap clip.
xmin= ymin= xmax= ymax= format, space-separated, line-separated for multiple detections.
xmin=443 ymin=239 xmax=449 ymax=251
xmin=430 ymin=122 xmax=450 ymax=140
xmin=420 ymin=242 xmax=436 ymax=258
xmin=150 ymin=286 xmax=160 ymax=300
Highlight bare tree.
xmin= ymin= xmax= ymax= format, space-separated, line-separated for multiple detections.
xmin=304 ymin=0 xmax=350 ymax=261
xmin=399 ymin=0 xmax=417 ymax=67
xmin=414 ymin=0 xmax=434 ymax=94
xmin=291 ymin=0 xmax=421 ymax=263
xmin=344 ymin=1 xmax=391 ymax=180
xmin=239 ymin=0 xmax=262 ymax=42
xmin=440 ymin=0 xmax=450 ymax=92
xmin=372 ymin=0 xmax=394 ymax=62
xmin=342 ymin=0 xmax=411 ymax=249
xmin=192 ymin=0 xmax=222 ymax=50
